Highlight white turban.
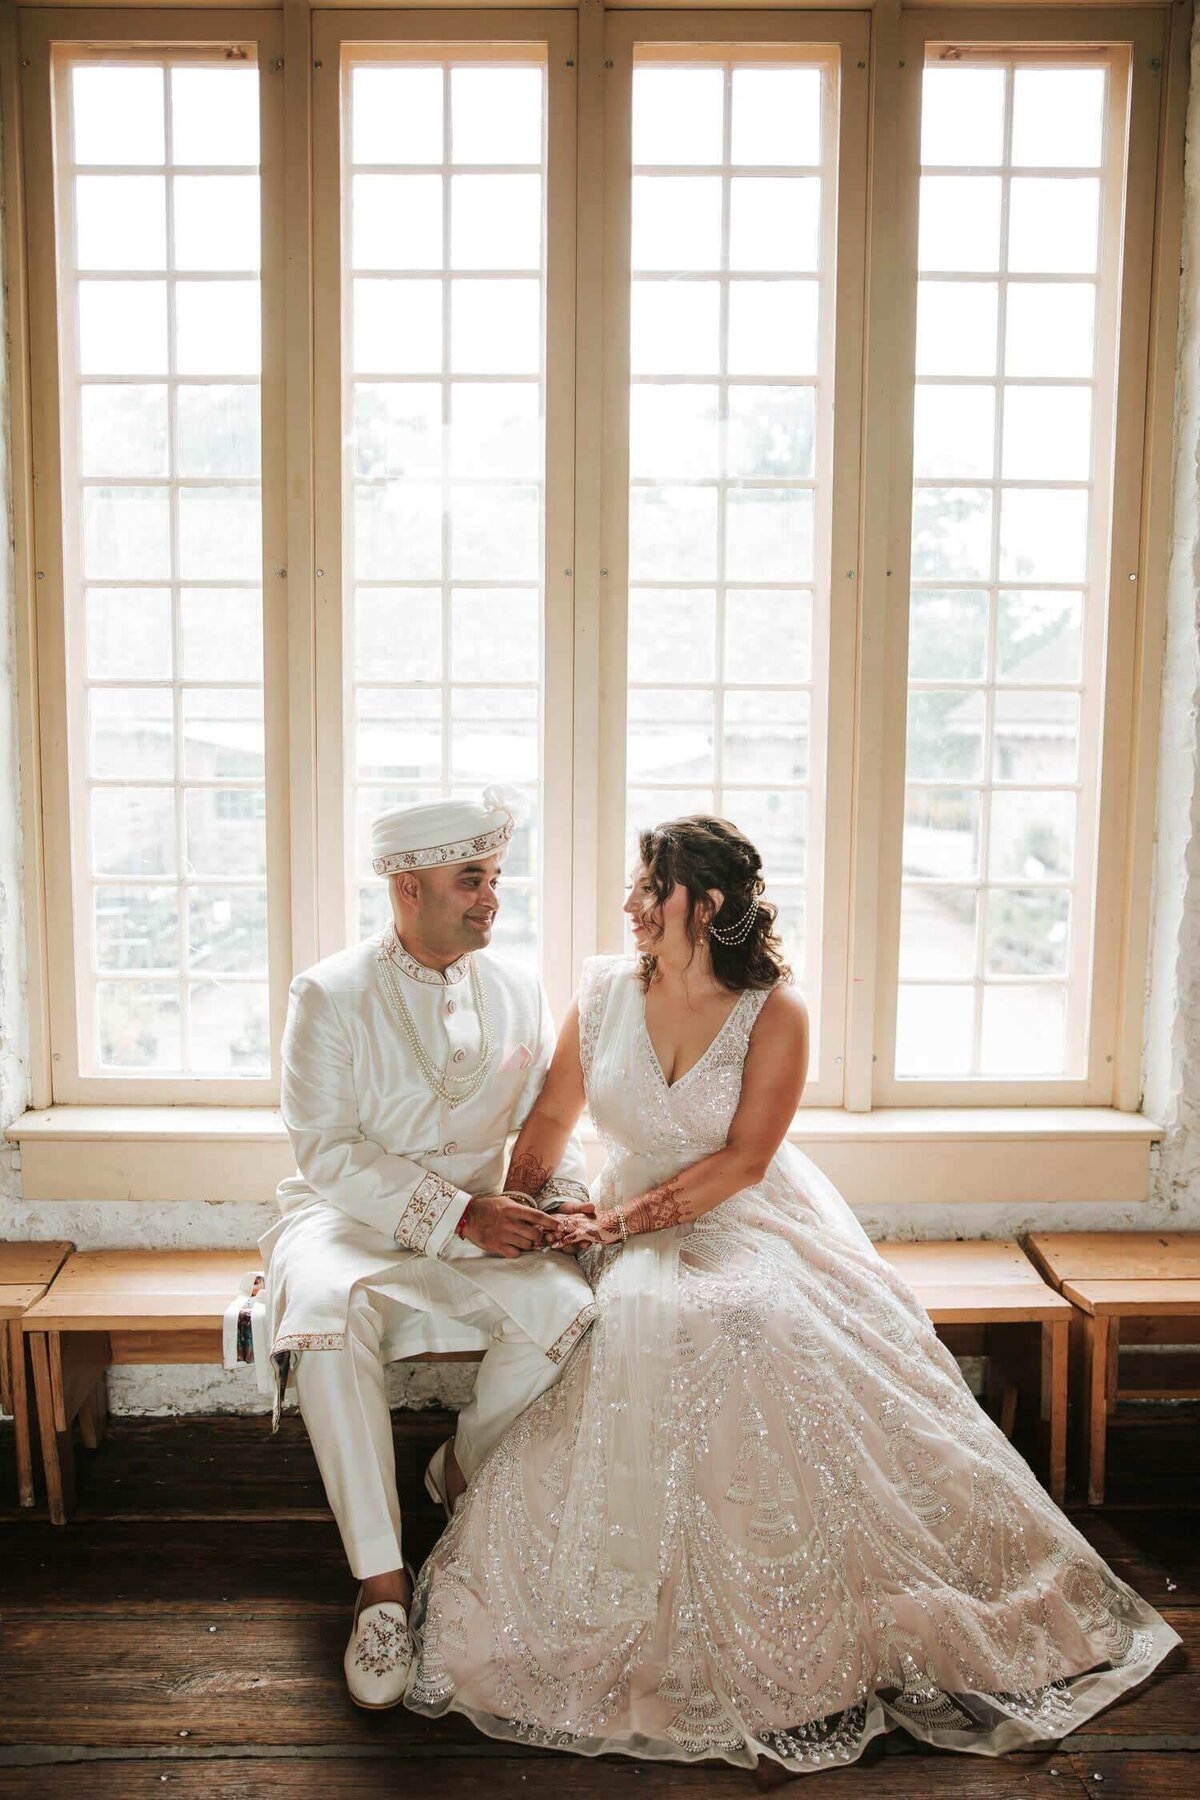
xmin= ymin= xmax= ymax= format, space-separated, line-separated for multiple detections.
xmin=371 ymin=785 xmax=523 ymax=877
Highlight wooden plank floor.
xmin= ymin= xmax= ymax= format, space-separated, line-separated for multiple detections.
xmin=1 ymin=1406 xmax=1197 ymax=1798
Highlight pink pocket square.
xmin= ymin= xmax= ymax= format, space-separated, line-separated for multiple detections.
xmin=500 ymin=1042 xmax=534 ymax=1072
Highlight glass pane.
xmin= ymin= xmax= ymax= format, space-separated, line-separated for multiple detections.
xmin=178 ymin=485 xmax=262 ymax=581
xmin=451 ymin=174 xmax=541 ymax=272
xmin=627 ymin=689 xmax=714 ymax=783
xmin=173 ymin=176 xmax=259 ymax=273
xmin=903 ymin=786 xmax=981 ymax=881
xmin=95 ymin=887 xmax=179 ymax=972
xmin=979 ymin=985 xmax=1066 ymax=1075
xmin=1008 ymin=178 xmax=1100 ymax=275
xmin=771 ymin=888 xmax=807 ymax=980
xmin=189 ymin=981 xmax=270 ymax=1075
xmin=89 ymin=687 xmax=174 ymax=780
xmin=631 ymin=281 xmax=721 ymax=376
xmin=354 ymin=588 xmax=442 ymax=684
xmin=81 ymin=385 xmax=168 ymax=478
xmin=1011 ymin=69 xmax=1105 ymax=170
xmin=921 ymin=68 xmax=1005 ymax=166
xmin=451 ymin=67 xmax=543 ymax=165
xmin=451 ymin=588 xmax=539 ymax=681
xmin=78 ymin=281 xmax=168 ymax=376
xmin=176 ymin=385 xmax=261 ymax=478
xmin=354 ymin=483 xmax=443 ymax=580
xmin=184 ymin=787 xmax=266 ymax=876
xmin=356 ymin=689 xmax=442 ymax=782
xmin=450 ymin=687 xmax=538 ymax=784
xmin=907 ymin=589 xmax=987 ymax=682
xmin=75 ymin=176 xmax=166 ymax=272
xmin=731 ymin=68 xmax=821 ymax=167
xmin=984 ymin=887 xmax=1070 ymax=976
xmin=182 ymin=689 xmax=264 ymax=780
xmin=189 ymin=886 xmax=268 ymax=974
xmin=72 ymin=67 xmax=164 ymax=166
xmin=1005 ymin=283 xmax=1096 ymax=378
xmin=899 ymin=885 xmax=978 ymax=978
xmin=634 ymin=69 xmax=724 ymax=165
xmin=175 ymin=280 xmax=260 ymax=376
xmin=352 ymin=67 xmax=442 ymax=165
xmin=725 ymin=590 xmax=812 ymax=686
xmin=352 ymin=174 xmax=442 ymax=271
xmin=450 ymin=383 xmax=541 ymax=479
xmin=631 ymin=177 xmax=722 ymax=273
xmin=724 ymin=689 xmax=809 ymax=783
xmin=181 ymin=589 xmax=263 ymax=682
xmin=726 ymin=386 xmax=815 ymax=480
xmin=726 ymin=281 xmax=818 ymax=377
xmin=905 ymin=688 xmax=984 ymax=781
xmin=628 ymin=486 xmax=719 ymax=580
xmin=450 ymin=485 xmax=540 ymax=580
xmin=629 ymin=589 xmax=716 ymax=683
xmin=96 ymin=981 xmax=181 ymax=1070
xmin=92 ymin=788 xmax=177 ymax=877
xmin=913 ymin=385 xmax=995 ymax=480
xmin=172 ymin=68 xmax=259 ymax=166
xmin=896 ymin=984 xmax=974 ymax=1075
xmin=993 ymin=689 xmax=1080 ymax=783
xmin=725 ymin=488 xmax=813 ymax=582
xmin=450 ymin=280 xmax=540 ymax=374
xmin=630 ymin=385 xmax=720 ymax=479
xmin=988 ymin=790 xmax=1076 ymax=880
xmin=999 ymin=489 xmax=1089 ymax=583
xmin=910 ymin=487 xmax=993 ymax=580
xmin=918 ymin=177 xmax=1002 ymax=272
xmin=915 ymin=281 xmax=998 ymax=377
xmin=353 ymin=384 xmax=442 ymax=480
xmin=996 ymin=591 xmax=1083 ymax=684
xmin=730 ymin=789 xmax=808 ymax=881
xmin=87 ymin=588 xmax=172 ymax=680
xmin=488 ymin=885 xmax=538 ymax=968
xmin=1002 ymin=386 xmax=1092 ymax=481
xmin=729 ymin=178 xmax=820 ymax=273
xmin=83 ymin=487 xmax=171 ymax=580
xmin=354 ymin=279 xmax=442 ymax=374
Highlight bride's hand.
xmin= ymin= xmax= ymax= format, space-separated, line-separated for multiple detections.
xmin=551 ymin=1208 xmax=624 ymax=1251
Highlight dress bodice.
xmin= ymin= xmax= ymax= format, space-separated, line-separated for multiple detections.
xmin=578 ymin=955 xmax=771 ymax=1169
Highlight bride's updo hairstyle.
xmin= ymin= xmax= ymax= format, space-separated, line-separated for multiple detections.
xmin=635 ymin=814 xmax=791 ymax=994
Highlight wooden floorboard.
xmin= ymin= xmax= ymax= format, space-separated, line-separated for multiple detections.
xmin=0 ymin=1412 xmax=1196 ymax=1796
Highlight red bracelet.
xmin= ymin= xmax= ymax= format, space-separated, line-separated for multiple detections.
xmin=455 ymin=1198 xmax=475 ymax=1240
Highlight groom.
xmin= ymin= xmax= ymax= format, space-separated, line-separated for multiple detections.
xmin=259 ymin=788 xmax=597 ymax=1709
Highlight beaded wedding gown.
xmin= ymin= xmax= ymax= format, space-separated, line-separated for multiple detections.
xmin=406 ymin=954 xmax=1178 ymax=1772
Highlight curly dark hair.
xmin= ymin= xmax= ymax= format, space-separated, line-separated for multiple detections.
xmin=633 ymin=814 xmax=791 ymax=994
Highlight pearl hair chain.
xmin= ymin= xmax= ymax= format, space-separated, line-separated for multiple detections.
xmin=708 ymin=893 xmax=760 ymax=947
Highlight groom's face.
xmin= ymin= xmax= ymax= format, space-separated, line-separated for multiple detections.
xmin=393 ymin=855 xmax=503 ymax=956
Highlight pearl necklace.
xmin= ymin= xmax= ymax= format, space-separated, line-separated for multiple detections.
xmin=377 ymin=941 xmax=495 ymax=1109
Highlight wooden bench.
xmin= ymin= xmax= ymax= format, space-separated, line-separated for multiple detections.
xmin=1 ymin=1240 xmax=74 ymax=1507
xmin=1026 ymin=1231 xmax=1200 ymax=1505
xmin=878 ymin=1238 xmax=1073 ymax=1503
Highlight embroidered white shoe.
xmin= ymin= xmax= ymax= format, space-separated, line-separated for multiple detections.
xmin=424 ymin=1437 xmax=460 ymax=1521
xmin=343 ymin=1580 xmax=415 ymax=1710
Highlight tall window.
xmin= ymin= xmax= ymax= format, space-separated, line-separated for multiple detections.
xmin=622 ymin=48 xmax=841 ymax=1068
xmin=53 ymin=52 xmax=269 ymax=1077
xmin=897 ymin=55 xmax=1120 ymax=1081
xmin=341 ymin=50 xmax=548 ymax=968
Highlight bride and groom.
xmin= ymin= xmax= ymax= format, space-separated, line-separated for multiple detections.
xmin=262 ymin=786 xmax=1177 ymax=1775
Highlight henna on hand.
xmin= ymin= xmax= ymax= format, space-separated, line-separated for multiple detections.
xmin=505 ymin=1147 xmax=552 ymax=1198
xmin=621 ymin=1178 xmax=686 ymax=1236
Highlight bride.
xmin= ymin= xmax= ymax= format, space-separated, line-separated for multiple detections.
xmin=405 ymin=813 xmax=1178 ymax=1773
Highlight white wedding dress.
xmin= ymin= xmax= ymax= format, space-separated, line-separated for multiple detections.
xmin=405 ymin=954 xmax=1178 ymax=1772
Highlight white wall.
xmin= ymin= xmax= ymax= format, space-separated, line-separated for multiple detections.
xmin=2 ymin=17 xmax=1200 ymax=1414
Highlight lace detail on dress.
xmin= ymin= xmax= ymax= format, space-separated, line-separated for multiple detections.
xmin=576 ymin=954 xmax=626 ymax=1086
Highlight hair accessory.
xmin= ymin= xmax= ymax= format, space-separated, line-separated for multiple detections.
xmin=708 ymin=893 xmax=760 ymax=947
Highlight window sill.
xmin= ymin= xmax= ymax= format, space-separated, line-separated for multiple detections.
xmin=5 ymin=1104 xmax=1163 ymax=1209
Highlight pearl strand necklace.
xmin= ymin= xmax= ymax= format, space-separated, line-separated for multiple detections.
xmin=377 ymin=939 xmax=495 ymax=1109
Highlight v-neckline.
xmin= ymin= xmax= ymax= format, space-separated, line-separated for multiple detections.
xmin=640 ymin=981 xmax=749 ymax=1094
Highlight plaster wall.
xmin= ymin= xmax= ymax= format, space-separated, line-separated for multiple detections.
xmin=2 ymin=19 xmax=1200 ymax=1417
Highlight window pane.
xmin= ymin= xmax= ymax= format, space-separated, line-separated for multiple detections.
xmin=343 ymin=53 xmax=548 ymax=971
xmin=58 ymin=52 xmax=268 ymax=1078
xmin=898 ymin=54 xmax=1116 ymax=1080
xmin=625 ymin=50 xmax=832 ymax=1067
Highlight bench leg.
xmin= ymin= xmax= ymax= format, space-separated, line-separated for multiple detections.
xmin=1082 ymin=1313 xmax=1110 ymax=1507
xmin=78 ymin=1377 xmax=108 ymax=1450
xmin=1042 ymin=1317 xmax=1068 ymax=1506
xmin=28 ymin=1331 xmax=76 ymax=1525
xmin=8 ymin=1318 xmax=37 ymax=1508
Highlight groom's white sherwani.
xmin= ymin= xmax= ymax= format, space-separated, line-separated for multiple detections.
xmin=260 ymin=925 xmax=596 ymax=1578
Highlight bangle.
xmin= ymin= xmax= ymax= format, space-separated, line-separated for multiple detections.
xmin=455 ymin=1198 xmax=475 ymax=1240
xmin=615 ymin=1204 xmax=628 ymax=1243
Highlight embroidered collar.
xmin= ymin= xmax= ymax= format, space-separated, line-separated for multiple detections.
xmin=380 ymin=925 xmax=471 ymax=987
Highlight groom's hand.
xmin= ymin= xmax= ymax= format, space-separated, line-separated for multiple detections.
xmin=460 ymin=1193 xmax=558 ymax=1259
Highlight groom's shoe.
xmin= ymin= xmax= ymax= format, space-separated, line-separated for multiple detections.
xmin=424 ymin=1437 xmax=459 ymax=1522
xmin=343 ymin=1576 xmax=415 ymax=1710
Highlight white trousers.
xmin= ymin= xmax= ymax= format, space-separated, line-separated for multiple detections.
xmin=295 ymin=1284 xmax=562 ymax=1578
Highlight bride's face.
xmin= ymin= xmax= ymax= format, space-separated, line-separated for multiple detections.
xmin=624 ymin=863 xmax=691 ymax=955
